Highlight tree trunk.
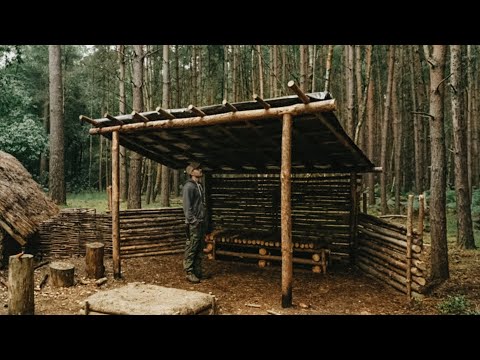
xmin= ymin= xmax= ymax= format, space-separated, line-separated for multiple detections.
xmin=450 ymin=45 xmax=476 ymax=249
xmin=8 ymin=254 xmax=34 ymax=315
xmin=355 ymin=45 xmax=363 ymax=143
xmin=392 ymin=48 xmax=403 ymax=214
xmin=145 ymin=159 xmax=153 ymax=204
xmin=48 ymin=45 xmax=66 ymax=205
xmin=160 ymin=44 xmax=171 ymax=207
xmin=413 ymin=46 xmax=428 ymax=192
xmin=324 ymin=45 xmax=334 ymax=93
xmin=366 ymin=60 xmax=376 ymax=205
xmin=128 ymin=45 xmax=145 ymax=209
xmin=380 ymin=46 xmax=396 ymax=214
xmin=39 ymin=98 xmax=49 ymax=184
xmin=257 ymin=45 xmax=264 ymax=98
xmin=346 ymin=45 xmax=355 ymax=138
xmin=153 ymin=163 xmax=162 ymax=202
xmin=354 ymin=45 xmax=373 ymax=145
xmin=425 ymin=45 xmax=449 ymax=282
xmin=466 ymin=45 xmax=473 ymax=197
xmin=300 ymin=45 xmax=307 ymax=92
xmin=118 ymin=45 xmax=128 ymax=202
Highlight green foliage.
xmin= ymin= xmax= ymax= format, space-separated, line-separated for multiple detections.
xmin=437 ymin=295 xmax=479 ymax=315
xmin=0 ymin=116 xmax=47 ymax=174
xmin=65 ymin=192 xmax=182 ymax=214
xmin=471 ymin=189 xmax=480 ymax=216
xmin=446 ymin=189 xmax=457 ymax=211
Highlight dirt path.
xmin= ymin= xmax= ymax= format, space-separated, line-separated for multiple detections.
xmin=1 ymin=249 xmax=478 ymax=315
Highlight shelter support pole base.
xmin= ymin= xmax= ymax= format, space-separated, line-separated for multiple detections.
xmin=112 ymin=130 xmax=121 ymax=279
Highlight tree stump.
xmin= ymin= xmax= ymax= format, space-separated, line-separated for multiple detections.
xmin=8 ymin=254 xmax=34 ymax=315
xmin=86 ymin=242 xmax=105 ymax=279
xmin=50 ymin=261 xmax=75 ymax=287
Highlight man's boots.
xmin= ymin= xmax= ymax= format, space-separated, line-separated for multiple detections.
xmin=186 ymin=272 xmax=200 ymax=283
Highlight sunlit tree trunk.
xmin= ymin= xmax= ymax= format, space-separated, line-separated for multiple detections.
xmin=48 ymin=45 xmax=66 ymax=205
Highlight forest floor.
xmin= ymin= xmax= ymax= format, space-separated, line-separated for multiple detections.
xmin=1 ymin=246 xmax=479 ymax=315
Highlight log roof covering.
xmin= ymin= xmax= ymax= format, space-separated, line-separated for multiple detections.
xmin=82 ymin=92 xmax=376 ymax=174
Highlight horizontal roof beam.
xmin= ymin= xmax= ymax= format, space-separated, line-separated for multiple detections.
xmin=86 ymin=99 xmax=336 ymax=135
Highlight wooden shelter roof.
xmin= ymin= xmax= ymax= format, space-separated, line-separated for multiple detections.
xmin=82 ymin=92 xmax=376 ymax=174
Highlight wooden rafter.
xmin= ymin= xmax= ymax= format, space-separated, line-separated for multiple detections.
xmin=253 ymin=94 xmax=271 ymax=109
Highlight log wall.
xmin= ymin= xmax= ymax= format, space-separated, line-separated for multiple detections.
xmin=356 ymin=212 xmax=429 ymax=296
xmin=210 ymin=173 xmax=358 ymax=262
xmin=34 ymin=208 xmax=184 ymax=259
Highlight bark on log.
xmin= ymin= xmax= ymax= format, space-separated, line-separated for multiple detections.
xmin=86 ymin=242 xmax=105 ymax=279
xmin=8 ymin=254 xmax=34 ymax=315
xmin=49 ymin=261 xmax=75 ymax=287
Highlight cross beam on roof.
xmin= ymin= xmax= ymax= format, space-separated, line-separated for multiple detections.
xmin=86 ymin=99 xmax=336 ymax=135
xmin=155 ymin=107 xmax=176 ymax=120
xmin=287 ymin=80 xmax=310 ymax=104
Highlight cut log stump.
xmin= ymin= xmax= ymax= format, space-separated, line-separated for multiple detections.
xmin=8 ymin=254 xmax=34 ymax=315
xmin=86 ymin=242 xmax=105 ymax=279
xmin=50 ymin=261 xmax=75 ymax=287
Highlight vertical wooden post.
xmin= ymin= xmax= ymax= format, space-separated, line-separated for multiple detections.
xmin=362 ymin=192 xmax=367 ymax=213
xmin=86 ymin=242 xmax=105 ymax=279
xmin=112 ymin=131 xmax=121 ymax=279
xmin=349 ymin=173 xmax=359 ymax=264
xmin=418 ymin=193 xmax=425 ymax=243
xmin=406 ymin=194 xmax=414 ymax=300
xmin=107 ymin=185 xmax=112 ymax=211
xmin=8 ymin=254 xmax=34 ymax=315
xmin=281 ymin=113 xmax=293 ymax=308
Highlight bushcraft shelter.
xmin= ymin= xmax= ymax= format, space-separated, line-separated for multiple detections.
xmin=0 ymin=150 xmax=59 ymax=264
xmin=81 ymin=83 xmax=400 ymax=308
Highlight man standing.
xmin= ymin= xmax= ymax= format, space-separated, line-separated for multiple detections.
xmin=182 ymin=162 xmax=206 ymax=283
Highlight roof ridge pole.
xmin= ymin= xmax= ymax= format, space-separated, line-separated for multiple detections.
xmin=281 ymin=112 xmax=293 ymax=308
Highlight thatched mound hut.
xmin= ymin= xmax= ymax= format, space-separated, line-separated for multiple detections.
xmin=0 ymin=151 xmax=59 ymax=263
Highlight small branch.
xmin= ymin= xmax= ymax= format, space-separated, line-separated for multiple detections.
xmin=436 ymin=73 xmax=452 ymax=92
xmin=411 ymin=111 xmax=434 ymax=119
xmin=422 ymin=45 xmax=435 ymax=67
xmin=39 ymin=274 xmax=49 ymax=289
xmin=34 ymin=261 xmax=50 ymax=271
xmin=449 ymin=84 xmax=457 ymax=94
xmin=245 ymin=303 xmax=261 ymax=308
xmin=266 ymin=309 xmax=282 ymax=315
xmin=0 ymin=277 xmax=7 ymax=289
xmin=379 ymin=214 xmax=407 ymax=219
